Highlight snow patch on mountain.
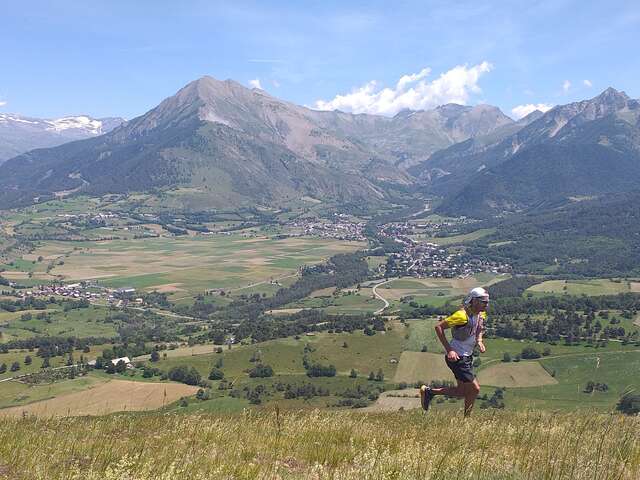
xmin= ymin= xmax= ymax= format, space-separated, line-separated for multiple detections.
xmin=46 ymin=116 xmax=104 ymax=134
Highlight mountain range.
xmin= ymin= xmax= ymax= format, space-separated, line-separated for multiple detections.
xmin=0 ymin=114 xmax=124 ymax=163
xmin=0 ymin=77 xmax=638 ymax=217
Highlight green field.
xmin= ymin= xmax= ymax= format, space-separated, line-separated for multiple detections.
xmin=145 ymin=325 xmax=405 ymax=382
xmin=412 ymin=228 xmax=496 ymax=245
xmin=526 ymin=279 xmax=640 ymax=296
xmin=506 ymin=350 xmax=640 ymax=411
xmin=0 ymin=305 xmax=117 ymax=342
xmin=7 ymin=235 xmax=364 ymax=298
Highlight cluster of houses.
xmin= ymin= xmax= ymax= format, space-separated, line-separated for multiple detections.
xmin=286 ymin=215 xmax=366 ymax=241
xmin=379 ymin=224 xmax=511 ymax=279
xmin=14 ymin=282 xmax=143 ymax=307
xmin=16 ymin=282 xmax=105 ymax=300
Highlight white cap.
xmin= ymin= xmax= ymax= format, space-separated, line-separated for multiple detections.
xmin=464 ymin=287 xmax=489 ymax=305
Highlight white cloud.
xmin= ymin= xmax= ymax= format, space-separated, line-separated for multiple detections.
xmin=314 ymin=62 xmax=492 ymax=116
xmin=0 ymin=100 xmax=6 ymax=107
xmin=562 ymin=80 xmax=571 ymax=93
xmin=249 ymin=78 xmax=262 ymax=89
xmin=511 ymin=103 xmax=554 ymax=120
xmin=583 ymin=79 xmax=593 ymax=88
xmin=272 ymin=79 xmax=281 ymax=88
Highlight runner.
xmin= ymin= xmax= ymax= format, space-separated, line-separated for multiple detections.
xmin=419 ymin=287 xmax=489 ymax=417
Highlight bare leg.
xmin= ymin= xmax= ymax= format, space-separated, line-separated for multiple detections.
xmin=430 ymin=380 xmax=465 ymax=398
xmin=463 ymin=380 xmax=480 ymax=417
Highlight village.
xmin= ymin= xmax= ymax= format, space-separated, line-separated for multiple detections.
xmin=378 ymin=222 xmax=511 ymax=279
xmin=11 ymin=281 xmax=143 ymax=308
xmin=285 ymin=214 xmax=367 ymax=241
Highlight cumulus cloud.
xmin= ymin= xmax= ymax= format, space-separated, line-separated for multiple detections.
xmin=0 ymin=101 xmax=6 ymax=107
xmin=583 ymin=79 xmax=593 ymax=88
xmin=272 ymin=79 xmax=281 ymax=88
xmin=249 ymin=78 xmax=263 ymax=89
xmin=314 ymin=62 xmax=492 ymax=116
xmin=562 ymin=80 xmax=571 ymax=93
xmin=511 ymin=103 xmax=554 ymax=120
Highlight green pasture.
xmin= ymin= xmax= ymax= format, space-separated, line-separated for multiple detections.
xmin=413 ymin=228 xmax=496 ymax=245
xmin=145 ymin=326 xmax=405 ymax=384
xmin=505 ymin=350 xmax=640 ymax=411
xmin=20 ymin=234 xmax=364 ymax=297
xmin=526 ymin=279 xmax=635 ymax=296
xmin=0 ymin=306 xmax=117 ymax=342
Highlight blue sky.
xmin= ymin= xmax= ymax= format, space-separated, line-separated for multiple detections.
xmin=1 ymin=0 xmax=639 ymax=120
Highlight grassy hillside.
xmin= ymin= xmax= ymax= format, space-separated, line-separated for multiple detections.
xmin=1 ymin=409 xmax=637 ymax=479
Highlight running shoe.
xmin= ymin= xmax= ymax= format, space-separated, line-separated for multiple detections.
xmin=419 ymin=385 xmax=433 ymax=411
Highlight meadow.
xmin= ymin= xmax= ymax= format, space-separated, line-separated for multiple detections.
xmin=7 ymin=234 xmax=364 ymax=298
xmin=1 ymin=409 xmax=637 ymax=479
xmin=526 ymin=279 xmax=640 ymax=296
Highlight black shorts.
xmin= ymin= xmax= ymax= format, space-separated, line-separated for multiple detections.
xmin=445 ymin=355 xmax=475 ymax=383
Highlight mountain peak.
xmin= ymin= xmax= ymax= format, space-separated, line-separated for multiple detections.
xmin=592 ymin=87 xmax=630 ymax=106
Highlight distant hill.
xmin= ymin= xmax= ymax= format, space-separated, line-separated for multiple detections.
xmin=0 ymin=76 xmax=512 ymax=210
xmin=464 ymin=190 xmax=640 ymax=276
xmin=0 ymin=114 xmax=124 ymax=163
xmin=430 ymin=88 xmax=640 ymax=217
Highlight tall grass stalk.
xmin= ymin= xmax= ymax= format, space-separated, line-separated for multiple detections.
xmin=0 ymin=409 xmax=638 ymax=479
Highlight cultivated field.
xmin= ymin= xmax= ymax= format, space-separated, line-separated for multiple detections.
xmin=393 ymin=351 xmax=454 ymax=383
xmin=11 ymin=235 xmax=364 ymax=296
xmin=0 ymin=379 xmax=198 ymax=417
xmin=477 ymin=361 xmax=558 ymax=388
xmin=363 ymin=389 xmax=419 ymax=411
xmin=380 ymin=273 xmax=506 ymax=302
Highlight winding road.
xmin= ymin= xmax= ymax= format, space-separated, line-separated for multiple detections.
xmin=372 ymin=278 xmax=396 ymax=315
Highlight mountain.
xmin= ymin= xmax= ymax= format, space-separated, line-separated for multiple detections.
xmin=430 ymin=88 xmax=640 ymax=217
xmin=0 ymin=114 xmax=125 ymax=163
xmin=0 ymin=76 xmax=512 ymax=210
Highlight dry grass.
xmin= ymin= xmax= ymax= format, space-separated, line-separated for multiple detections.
xmin=0 ymin=380 xmax=198 ymax=418
xmin=477 ymin=362 xmax=558 ymax=388
xmin=0 ymin=409 xmax=637 ymax=479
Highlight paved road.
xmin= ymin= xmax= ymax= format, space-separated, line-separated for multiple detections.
xmin=372 ymin=278 xmax=396 ymax=315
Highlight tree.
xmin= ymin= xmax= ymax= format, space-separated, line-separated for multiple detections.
xmin=114 ymin=360 xmax=126 ymax=373
xmin=249 ymin=364 xmax=274 ymax=378
xmin=168 ymin=366 xmax=202 ymax=385
xmin=368 ymin=371 xmax=375 ymax=381
xmin=349 ymin=369 xmax=358 ymax=378
xmin=24 ymin=355 xmax=32 ymax=365
xmin=375 ymin=369 xmax=384 ymax=382
xmin=150 ymin=350 xmax=160 ymax=362
xmin=617 ymin=393 xmax=640 ymax=415
xmin=208 ymin=367 xmax=224 ymax=380
xmin=0 ymin=363 xmax=6 ymax=374
xmin=20 ymin=313 xmax=32 ymax=322
xmin=41 ymin=357 xmax=50 ymax=369
xmin=502 ymin=352 xmax=512 ymax=362
xmin=521 ymin=347 xmax=541 ymax=359
xmin=10 ymin=362 xmax=20 ymax=372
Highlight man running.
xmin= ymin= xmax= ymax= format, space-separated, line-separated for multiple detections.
xmin=420 ymin=287 xmax=489 ymax=417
